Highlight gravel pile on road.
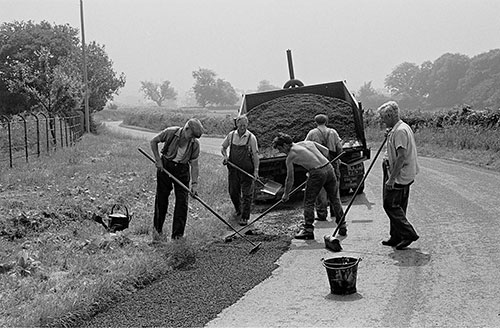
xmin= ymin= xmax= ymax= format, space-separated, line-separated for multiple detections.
xmin=81 ymin=234 xmax=292 ymax=328
xmin=79 ymin=203 xmax=304 ymax=328
xmin=246 ymin=93 xmax=357 ymax=154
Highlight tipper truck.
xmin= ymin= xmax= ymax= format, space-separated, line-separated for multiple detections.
xmin=239 ymin=51 xmax=371 ymax=201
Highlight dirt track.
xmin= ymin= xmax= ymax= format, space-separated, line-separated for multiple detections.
xmin=103 ymin=121 xmax=500 ymax=327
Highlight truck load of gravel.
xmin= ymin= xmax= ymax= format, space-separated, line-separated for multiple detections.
xmin=246 ymin=93 xmax=359 ymax=157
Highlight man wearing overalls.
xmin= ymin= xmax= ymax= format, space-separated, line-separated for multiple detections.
xmin=221 ymin=114 xmax=260 ymax=226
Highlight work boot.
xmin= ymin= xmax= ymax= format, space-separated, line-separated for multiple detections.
xmin=238 ymin=217 xmax=248 ymax=226
xmin=338 ymin=227 xmax=347 ymax=236
xmin=294 ymin=229 xmax=314 ymax=240
xmin=395 ymin=235 xmax=419 ymax=250
xmin=381 ymin=239 xmax=400 ymax=246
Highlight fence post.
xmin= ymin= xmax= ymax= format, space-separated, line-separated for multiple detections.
xmin=70 ymin=114 xmax=75 ymax=145
xmin=65 ymin=116 xmax=69 ymax=147
xmin=1 ymin=115 xmax=13 ymax=168
xmin=38 ymin=112 xmax=50 ymax=155
xmin=30 ymin=113 xmax=40 ymax=157
xmin=51 ymin=114 xmax=57 ymax=152
xmin=57 ymin=115 xmax=63 ymax=149
xmin=62 ymin=113 xmax=69 ymax=147
xmin=17 ymin=115 xmax=29 ymax=163
xmin=78 ymin=111 xmax=84 ymax=139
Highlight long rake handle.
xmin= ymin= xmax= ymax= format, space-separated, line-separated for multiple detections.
xmin=227 ymin=151 xmax=346 ymax=239
xmin=330 ymin=136 xmax=388 ymax=237
xmin=226 ymin=161 xmax=267 ymax=185
xmin=226 ymin=180 xmax=306 ymax=240
xmin=138 ymin=148 xmax=261 ymax=249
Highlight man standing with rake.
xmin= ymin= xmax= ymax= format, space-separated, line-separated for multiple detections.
xmin=221 ymin=114 xmax=260 ymax=226
xmin=378 ymin=101 xmax=420 ymax=250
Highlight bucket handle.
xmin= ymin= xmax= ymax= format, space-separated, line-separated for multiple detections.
xmin=321 ymin=257 xmax=362 ymax=270
xmin=110 ymin=204 xmax=131 ymax=222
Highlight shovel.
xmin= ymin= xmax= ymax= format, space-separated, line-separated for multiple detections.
xmin=138 ymin=148 xmax=262 ymax=254
xmin=225 ymin=161 xmax=282 ymax=196
xmin=224 ymin=151 xmax=346 ymax=242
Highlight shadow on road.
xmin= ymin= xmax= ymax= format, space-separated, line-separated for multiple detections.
xmin=325 ymin=292 xmax=364 ymax=302
xmin=341 ymin=192 xmax=377 ymax=210
xmin=389 ymin=248 xmax=431 ymax=267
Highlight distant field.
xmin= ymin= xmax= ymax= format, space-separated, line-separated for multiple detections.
xmin=99 ymin=105 xmax=238 ymax=117
xmin=95 ymin=106 xmax=239 ymax=132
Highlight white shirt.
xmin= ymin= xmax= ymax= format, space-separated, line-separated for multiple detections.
xmin=386 ymin=120 xmax=419 ymax=185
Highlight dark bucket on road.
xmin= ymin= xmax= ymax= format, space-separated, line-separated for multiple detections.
xmin=322 ymin=257 xmax=361 ymax=295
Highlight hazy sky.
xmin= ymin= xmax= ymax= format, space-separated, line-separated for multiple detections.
xmin=2 ymin=0 xmax=500 ymax=104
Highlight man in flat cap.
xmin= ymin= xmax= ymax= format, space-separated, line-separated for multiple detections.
xmin=150 ymin=118 xmax=204 ymax=241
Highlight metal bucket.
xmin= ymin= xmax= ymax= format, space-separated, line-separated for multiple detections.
xmin=322 ymin=257 xmax=361 ymax=295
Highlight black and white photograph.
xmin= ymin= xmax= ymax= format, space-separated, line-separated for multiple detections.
xmin=1 ymin=1 xmax=500 ymax=327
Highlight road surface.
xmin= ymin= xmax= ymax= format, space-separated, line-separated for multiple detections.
xmin=103 ymin=120 xmax=223 ymax=155
xmin=104 ymin=120 xmax=500 ymax=327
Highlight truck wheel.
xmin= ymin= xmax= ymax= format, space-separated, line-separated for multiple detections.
xmin=283 ymin=79 xmax=304 ymax=88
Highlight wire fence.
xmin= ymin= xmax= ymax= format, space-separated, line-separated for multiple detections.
xmin=0 ymin=112 xmax=84 ymax=168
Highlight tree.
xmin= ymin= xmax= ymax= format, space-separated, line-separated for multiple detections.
xmin=426 ymin=53 xmax=470 ymax=108
xmin=257 ymin=80 xmax=279 ymax=92
xmin=0 ymin=20 xmax=125 ymax=117
xmin=385 ymin=63 xmax=420 ymax=98
xmin=5 ymin=47 xmax=83 ymax=143
xmin=0 ymin=21 xmax=80 ymax=115
xmin=192 ymin=68 xmax=216 ymax=107
xmin=213 ymin=79 xmax=239 ymax=106
xmin=459 ymin=49 xmax=500 ymax=109
xmin=192 ymin=68 xmax=238 ymax=107
xmin=385 ymin=62 xmax=428 ymax=109
xmin=82 ymin=41 xmax=126 ymax=112
xmin=140 ymin=80 xmax=177 ymax=106
xmin=6 ymin=47 xmax=83 ymax=114
xmin=356 ymin=81 xmax=390 ymax=110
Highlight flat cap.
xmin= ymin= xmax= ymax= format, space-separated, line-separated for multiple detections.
xmin=187 ymin=118 xmax=204 ymax=138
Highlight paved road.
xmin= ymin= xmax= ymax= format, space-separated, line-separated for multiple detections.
xmin=103 ymin=120 xmax=223 ymax=155
xmin=105 ymin=121 xmax=500 ymax=327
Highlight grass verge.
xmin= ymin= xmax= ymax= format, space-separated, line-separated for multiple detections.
xmin=1 ymin=124 xmax=290 ymax=327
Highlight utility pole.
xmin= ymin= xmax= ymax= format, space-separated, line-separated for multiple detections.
xmin=80 ymin=0 xmax=90 ymax=133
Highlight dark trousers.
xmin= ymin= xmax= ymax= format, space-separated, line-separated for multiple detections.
xmin=382 ymin=162 xmax=418 ymax=241
xmin=303 ymin=165 xmax=344 ymax=232
xmin=315 ymin=187 xmax=344 ymax=224
xmin=153 ymin=158 xmax=190 ymax=238
xmin=315 ymin=163 xmax=343 ymax=225
xmin=228 ymin=168 xmax=254 ymax=221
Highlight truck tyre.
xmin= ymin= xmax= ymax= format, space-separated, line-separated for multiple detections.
xmin=283 ymin=79 xmax=304 ymax=88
